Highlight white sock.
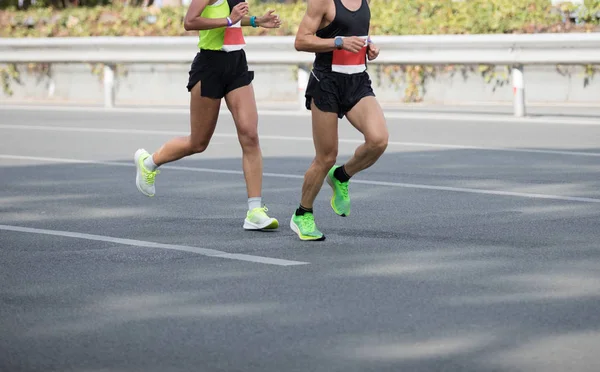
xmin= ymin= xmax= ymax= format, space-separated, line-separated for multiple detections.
xmin=143 ymin=155 xmax=158 ymax=171
xmin=248 ymin=197 xmax=262 ymax=211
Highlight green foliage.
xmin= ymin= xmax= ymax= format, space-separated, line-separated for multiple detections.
xmin=0 ymin=64 xmax=20 ymax=95
xmin=556 ymin=0 xmax=600 ymax=22
xmin=4 ymin=0 xmax=596 ymax=38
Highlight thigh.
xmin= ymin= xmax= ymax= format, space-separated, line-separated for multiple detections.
xmin=189 ymin=81 xmax=221 ymax=143
xmin=224 ymin=83 xmax=258 ymax=137
xmin=345 ymin=96 xmax=387 ymax=140
xmin=311 ymin=100 xmax=339 ymax=159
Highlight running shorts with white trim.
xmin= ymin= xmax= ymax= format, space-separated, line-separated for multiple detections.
xmin=186 ymin=49 xmax=254 ymax=99
xmin=305 ymin=67 xmax=375 ymax=119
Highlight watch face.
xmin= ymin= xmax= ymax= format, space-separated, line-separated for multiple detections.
xmin=335 ymin=37 xmax=343 ymax=48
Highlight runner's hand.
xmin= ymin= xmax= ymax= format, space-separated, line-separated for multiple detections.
xmin=229 ymin=2 xmax=249 ymax=24
xmin=258 ymin=10 xmax=281 ymax=28
xmin=342 ymin=37 xmax=367 ymax=53
xmin=367 ymin=41 xmax=380 ymax=60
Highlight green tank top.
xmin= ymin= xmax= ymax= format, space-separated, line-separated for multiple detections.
xmin=199 ymin=0 xmax=246 ymax=52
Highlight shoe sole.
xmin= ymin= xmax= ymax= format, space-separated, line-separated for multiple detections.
xmin=243 ymin=218 xmax=279 ymax=230
xmin=326 ymin=174 xmax=348 ymax=217
xmin=289 ymin=216 xmax=326 ymax=241
xmin=134 ymin=149 xmax=154 ymax=197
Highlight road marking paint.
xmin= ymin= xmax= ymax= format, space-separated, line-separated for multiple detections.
xmin=0 ymin=224 xmax=309 ymax=267
xmin=1 ymin=124 xmax=598 ymax=158
xmin=2 ymin=154 xmax=599 ymax=204
xmin=1 ymin=104 xmax=599 ymax=126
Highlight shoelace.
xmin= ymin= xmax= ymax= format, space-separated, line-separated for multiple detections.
xmin=144 ymin=169 xmax=159 ymax=185
xmin=250 ymin=206 xmax=269 ymax=218
xmin=339 ymin=182 xmax=349 ymax=199
xmin=252 ymin=206 xmax=268 ymax=214
xmin=299 ymin=215 xmax=316 ymax=232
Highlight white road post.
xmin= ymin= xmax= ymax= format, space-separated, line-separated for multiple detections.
xmin=103 ymin=64 xmax=116 ymax=109
xmin=512 ymin=64 xmax=526 ymax=117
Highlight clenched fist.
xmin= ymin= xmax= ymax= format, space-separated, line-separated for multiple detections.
xmin=367 ymin=41 xmax=380 ymax=61
xmin=342 ymin=36 xmax=367 ymax=53
xmin=229 ymin=2 xmax=249 ymax=24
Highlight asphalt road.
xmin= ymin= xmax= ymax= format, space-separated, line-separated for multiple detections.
xmin=1 ymin=106 xmax=600 ymax=372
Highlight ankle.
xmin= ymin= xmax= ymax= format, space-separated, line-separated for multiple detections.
xmin=295 ymin=205 xmax=313 ymax=216
xmin=333 ymin=165 xmax=351 ymax=182
xmin=143 ymin=154 xmax=158 ymax=171
xmin=248 ymin=197 xmax=262 ymax=211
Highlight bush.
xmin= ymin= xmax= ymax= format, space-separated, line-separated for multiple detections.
xmin=1 ymin=0 xmax=598 ymax=38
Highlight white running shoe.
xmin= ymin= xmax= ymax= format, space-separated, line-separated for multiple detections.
xmin=134 ymin=148 xmax=159 ymax=197
xmin=243 ymin=206 xmax=279 ymax=230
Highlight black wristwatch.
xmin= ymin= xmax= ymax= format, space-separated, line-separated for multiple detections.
xmin=334 ymin=36 xmax=344 ymax=50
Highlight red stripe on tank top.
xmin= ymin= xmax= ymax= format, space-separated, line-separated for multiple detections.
xmin=330 ymin=35 xmax=368 ymax=74
xmin=223 ymin=25 xmax=245 ymax=46
xmin=332 ymin=46 xmax=367 ymax=66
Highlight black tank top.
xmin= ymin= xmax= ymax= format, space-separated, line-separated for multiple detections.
xmin=314 ymin=0 xmax=371 ymax=74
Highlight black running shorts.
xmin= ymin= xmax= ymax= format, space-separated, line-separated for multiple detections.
xmin=186 ymin=49 xmax=254 ymax=99
xmin=305 ymin=67 xmax=375 ymax=119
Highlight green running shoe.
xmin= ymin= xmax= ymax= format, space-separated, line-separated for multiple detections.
xmin=326 ymin=165 xmax=350 ymax=217
xmin=290 ymin=213 xmax=325 ymax=241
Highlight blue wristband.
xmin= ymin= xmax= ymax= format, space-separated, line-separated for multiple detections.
xmin=250 ymin=16 xmax=257 ymax=28
xmin=226 ymin=17 xmax=232 ymax=27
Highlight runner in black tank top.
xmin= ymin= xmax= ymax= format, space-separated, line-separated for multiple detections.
xmin=290 ymin=0 xmax=389 ymax=241
xmin=307 ymin=0 xmax=373 ymax=114
xmin=313 ymin=0 xmax=371 ymax=73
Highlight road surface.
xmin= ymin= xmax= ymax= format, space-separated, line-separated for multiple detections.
xmin=1 ymin=106 xmax=599 ymax=372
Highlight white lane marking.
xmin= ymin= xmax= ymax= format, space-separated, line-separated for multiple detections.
xmin=1 ymin=104 xmax=599 ymax=126
xmin=350 ymin=179 xmax=600 ymax=204
xmin=1 ymin=124 xmax=598 ymax=158
xmin=1 ymin=154 xmax=599 ymax=204
xmin=0 ymin=224 xmax=309 ymax=267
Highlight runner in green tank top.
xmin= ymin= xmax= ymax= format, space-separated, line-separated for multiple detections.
xmin=133 ymin=0 xmax=283 ymax=232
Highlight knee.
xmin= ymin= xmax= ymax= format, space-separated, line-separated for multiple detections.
xmin=366 ymin=131 xmax=388 ymax=155
xmin=315 ymin=150 xmax=338 ymax=170
xmin=238 ymin=127 xmax=259 ymax=150
xmin=188 ymin=138 xmax=209 ymax=154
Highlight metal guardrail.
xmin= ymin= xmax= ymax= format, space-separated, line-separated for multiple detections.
xmin=1 ymin=33 xmax=600 ymax=116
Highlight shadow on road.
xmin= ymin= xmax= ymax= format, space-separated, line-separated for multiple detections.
xmin=1 ymin=147 xmax=600 ymax=372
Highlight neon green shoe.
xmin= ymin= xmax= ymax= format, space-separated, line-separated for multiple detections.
xmin=290 ymin=213 xmax=325 ymax=241
xmin=326 ymin=166 xmax=350 ymax=217
xmin=244 ymin=206 xmax=279 ymax=230
xmin=134 ymin=148 xmax=159 ymax=197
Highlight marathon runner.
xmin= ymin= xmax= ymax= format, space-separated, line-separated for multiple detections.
xmin=134 ymin=0 xmax=282 ymax=231
xmin=290 ymin=0 xmax=389 ymax=241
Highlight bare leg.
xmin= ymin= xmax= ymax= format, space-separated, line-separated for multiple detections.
xmin=224 ymin=84 xmax=262 ymax=198
xmin=299 ymin=101 xmax=339 ymax=209
xmin=225 ymin=84 xmax=278 ymax=230
xmin=342 ymin=96 xmax=388 ymax=176
xmin=152 ymin=82 xmax=221 ymax=166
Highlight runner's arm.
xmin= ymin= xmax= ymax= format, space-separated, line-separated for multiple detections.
xmin=294 ymin=0 xmax=336 ymax=52
xmin=240 ymin=16 xmax=264 ymax=27
xmin=184 ymin=0 xmax=245 ymax=31
xmin=241 ymin=10 xmax=281 ymax=28
xmin=241 ymin=16 xmax=253 ymax=27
